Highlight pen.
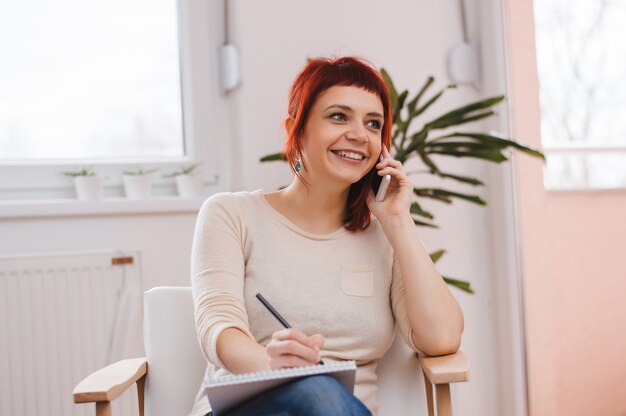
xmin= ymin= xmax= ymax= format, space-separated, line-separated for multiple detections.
xmin=256 ymin=293 xmax=292 ymax=328
xmin=256 ymin=293 xmax=324 ymax=365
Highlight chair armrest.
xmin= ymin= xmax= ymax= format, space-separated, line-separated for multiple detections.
xmin=418 ymin=350 xmax=469 ymax=384
xmin=73 ymin=358 xmax=148 ymax=403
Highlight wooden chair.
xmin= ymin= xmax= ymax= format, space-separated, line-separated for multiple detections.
xmin=74 ymin=287 xmax=469 ymax=416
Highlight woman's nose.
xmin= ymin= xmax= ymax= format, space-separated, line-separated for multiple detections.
xmin=346 ymin=122 xmax=368 ymax=142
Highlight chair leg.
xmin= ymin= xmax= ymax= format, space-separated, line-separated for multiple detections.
xmin=137 ymin=374 xmax=146 ymax=416
xmin=423 ymin=369 xmax=435 ymax=416
xmin=95 ymin=401 xmax=112 ymax=416
xmin=435 ymin=383 xmax=452 ymax=416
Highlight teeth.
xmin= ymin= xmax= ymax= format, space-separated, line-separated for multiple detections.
xmin=335 ymin=150 xmax=364 ymax=160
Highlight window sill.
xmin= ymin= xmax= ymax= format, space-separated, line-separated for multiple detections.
xmin=0 ymin=196 xmax=206 ymax=219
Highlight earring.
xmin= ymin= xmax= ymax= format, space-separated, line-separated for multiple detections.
xmin=295 ymin=154 xmax=302 ymax=172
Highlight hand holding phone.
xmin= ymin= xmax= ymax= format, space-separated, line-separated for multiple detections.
xmin=370 ymin=155 xmax=391 ymax=202
xmin=371 ymin=173 xmax=391 ymax=202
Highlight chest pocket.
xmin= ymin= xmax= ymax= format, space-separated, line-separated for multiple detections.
xmin=341 ymin=264 xmax=374 ymax=297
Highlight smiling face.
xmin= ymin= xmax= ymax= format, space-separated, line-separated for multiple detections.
xmin=298 ymin=85 xmax=384 ymax=189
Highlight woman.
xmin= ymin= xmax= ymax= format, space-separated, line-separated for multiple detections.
xmin=190 ymin=56 xmax=464 ymax=416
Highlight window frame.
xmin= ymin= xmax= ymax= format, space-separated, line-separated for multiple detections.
xmin=531 ymin=0 xmax=626 ymax=191
xmin=541 ymin=145 xmax=626 ymax=191
xmin=0 ymin=0 xmax=227 ymax=200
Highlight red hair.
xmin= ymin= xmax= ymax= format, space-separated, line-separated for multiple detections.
xmin=283 ymin=56 xmax=392 ymax=231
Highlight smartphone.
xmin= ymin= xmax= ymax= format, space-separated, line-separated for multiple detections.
xmin=371 ymin=170 xmax=391 ymax=202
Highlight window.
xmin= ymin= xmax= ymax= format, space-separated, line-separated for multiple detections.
xmin=0 ymin=0 xmax=184 ymax=160
xmin=0 ymin=0 xmax=224 ymax=199
xmin=534 ymin=0 xmax=626 ymax=190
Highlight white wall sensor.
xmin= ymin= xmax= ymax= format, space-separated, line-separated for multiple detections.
xmin=219 ymin=43 xmax=240 ymax=93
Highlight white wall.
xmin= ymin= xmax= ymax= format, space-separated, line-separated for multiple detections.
xmin=0 ymin=1 xmax=521 ymax=414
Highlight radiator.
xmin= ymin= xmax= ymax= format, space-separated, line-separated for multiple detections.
xmin=0 ymin=250 xmax=144 ymax=416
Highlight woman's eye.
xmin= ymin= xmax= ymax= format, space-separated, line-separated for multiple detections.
xmin=367 ymin=120 xmax=382 ymax=130
xmin=330 ymin=112 xmax=347 ymax=121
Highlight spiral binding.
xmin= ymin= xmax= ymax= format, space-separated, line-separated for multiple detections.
xmin=205 ymin=360 xmax=357 ymax=388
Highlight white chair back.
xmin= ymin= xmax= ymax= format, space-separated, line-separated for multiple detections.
xmin=143 ymin=287 xmax=205 ymax=416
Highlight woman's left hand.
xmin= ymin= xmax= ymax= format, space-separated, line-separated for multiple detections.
xmin=366 ymin=145 xmax=413 ymax=223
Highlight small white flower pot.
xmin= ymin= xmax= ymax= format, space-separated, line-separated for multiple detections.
xmin=175 ymin=174 xmax=204 ymax=198
xmin=123 ymin=175 xmax=153 ymax=199
xmin=74 ymin=176 xmax=103 ymax=201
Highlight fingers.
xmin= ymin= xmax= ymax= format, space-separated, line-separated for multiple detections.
xmin=267 ymin=338 xmax=319 ymax=363
xmin=376 ymin=147 xmax=402 ymax=171
xmin=310 ymin=333 xmax=325 ymax=350
xmin=376 ymin=155 xmax=404 ymax=177
xmin=373 ymin=146 xmax=411 ymax=192
xmin=369 ymin=146 xmax=413 ymax=213
xmin=272 ymin=328 xmax=320 ymax=348
xmin=266 ymin=328 xmax=325 ymax=369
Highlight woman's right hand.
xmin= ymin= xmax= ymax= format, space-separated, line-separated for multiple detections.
xmin=265 ymin=328 xmax=325 ymax=369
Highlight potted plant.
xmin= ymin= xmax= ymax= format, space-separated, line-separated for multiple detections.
xmin=61 ymin=167 xmax=104 ymax=201
xmin=164 ymin=163 xmax=204 ymax=197
xmin=260 ymin=71 xmax=545 ymax=293
xmin=122 ymin=167 xmax=159 ymax=199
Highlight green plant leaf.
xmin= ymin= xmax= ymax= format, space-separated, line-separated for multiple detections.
xmin=392 ymin=90 xmax=409 ymax=125
xmin=413 ymin=187 xmax=452 ymax=203
xmin=410 ymin=201 xmax=434 ymax=219
xmin=429 ymin=249 xmax=446 ymax=263
xmin=380 ymin=68 xmax=398 ymax=110
xmin=426 ymin=148 xmax=509 ymax=163
xmin=396 ymin=90 xmax=409 ymax=111
xmin=442 ymin=132 xmax=546 ymax=160
xmin=123 ymin=167 xmax=159 ymax=176
xmin=437 ymin=172 xmax=485 ymax=186
xmin=425 ymin=111 xmax=496 ymax=130
xmin=441 ymin=96 xmax=505 ymax=118
xmin=412 ymin=217 xmax=439 ymax=228
xmin=399 ymin=129 xmax=429 ymax=159
xmin=163 ymin=163 xmax=201 ymax=178
xmin=181 ymin=163 xmax=201 ymax=175
xmin=60 ymin=167 xmax=96 ymax=177
xmin=443 ymin=276 xmax=474 ymax=294
xmin=413 ymin=85 xmax=456 ymax=119
xmin=424 ymin=96 xmax=504 ymax=130
xmin=406 ymin=76 xmax=435 ymax=115
xmin=260 ymin=153 xmax=287 ymax=162
xmin=414 ymin=188 xmax=487 ymax=206
xmin=427 ymin=141 xmax=508 ymax=151
xmin=417 ymin=151 xmax=440 ymax=174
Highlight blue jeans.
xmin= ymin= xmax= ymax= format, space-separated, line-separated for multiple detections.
xmin=212 ymin=375 xmax=372 ymax=416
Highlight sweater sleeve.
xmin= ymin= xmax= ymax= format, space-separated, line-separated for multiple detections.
xmin=390 ymin=253 xmax=421 ymax=353
xmin=191 ymin=193 xmax=254 ymax=369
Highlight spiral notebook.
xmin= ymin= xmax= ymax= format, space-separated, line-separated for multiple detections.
xmin=204 ymin=360 xmax=357 ymax=415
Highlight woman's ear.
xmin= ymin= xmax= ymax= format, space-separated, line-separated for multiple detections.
xmin=284 ymin=117 xmax=295 ymax=133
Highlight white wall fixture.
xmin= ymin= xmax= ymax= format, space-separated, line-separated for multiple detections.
xmin=447 ymin=41 xmax=481 ymax=86
xmin=219 ymin=43 xmax=241 ymax=93
xmin=219 ymin=0 xmax=240 ymax=93
xmin=447 ymin=0 xmax=481 ymax=87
